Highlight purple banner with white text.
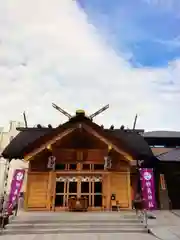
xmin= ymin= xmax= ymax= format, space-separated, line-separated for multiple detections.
xmin=8 ymin=169 xmax=25 ymax=213
xmin=140 ymin=168 xmax=156 ymax=210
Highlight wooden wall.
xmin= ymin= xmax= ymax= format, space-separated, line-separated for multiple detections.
xmin=25 ymin=148 xmax=132 ymax=211
xmin=110 ymin=171 xmax=131 ymax=208
xmin=29 ymin=151 xmax=49 ymax=172
xmin=25 ymin=172 xmax=50 ymax=210
xmin=25 ymin=171 xmax=131 ymax=210
xmin=53 ymin=149 xmax=107 ymax=163
xmin=29 ymin=148 xmax=129 ymax=169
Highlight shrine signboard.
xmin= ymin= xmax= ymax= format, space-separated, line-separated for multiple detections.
xmin=140 ymin=168 xmax=156 ymax=210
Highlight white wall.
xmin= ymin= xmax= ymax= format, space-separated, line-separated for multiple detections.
xmin=0 ymin=121 xmax=28 ymax=196
xmin=0 ymin=158 xmax=7 ymax=196
xmin=6 ymin=159 xmax=28 ymax=194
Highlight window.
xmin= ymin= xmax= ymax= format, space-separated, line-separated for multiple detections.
xmin=69 ymin=164 xmax=77 ymax=170
xmin=56 ymin=182 xmax=64 ymax=194
xmin=93 ymin=164 xmax=104 ymax=170
xmin=82 ymin=164 xmax=91 ymax=170
xmin=55 ymin=195 xmax=64 ymax=207
xmin=55 ymin=164 xmax=66 ymax=170
xmin=69 ymin=182 xmax=77 ymax=193
xmin=94 ymin=181 xmax=102 ymax=193
xmin=81 ymin=182 xmax=89 ymax=193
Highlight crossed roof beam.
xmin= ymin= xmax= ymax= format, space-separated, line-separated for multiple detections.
xmin=52 ymin=103 xmax=109 ymax=120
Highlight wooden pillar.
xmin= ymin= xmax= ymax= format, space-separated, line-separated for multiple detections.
xmin=24 ymin=169 xmax=30 ymax=211
xmin=47 ymin=171 xmax=56 ymax=211
xmin=106 ymin=173 xmax=111 ymax=210
xmin=50 ymin=171 xmax=56 ymax=211
xmin=127 ymin=168 xmax=132 ymax=209
xmin=102 ymin=174 xmax=109 ymax=210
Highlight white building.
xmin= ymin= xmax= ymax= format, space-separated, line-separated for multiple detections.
xmin=0 ymin=121 xmax=28 ymax=196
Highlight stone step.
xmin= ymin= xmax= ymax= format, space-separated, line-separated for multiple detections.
xmin=13 ymin=212 xmax=138 ymax=220
xmin=11 ymin=219 xmax=140 ymax=224
xmin=2 ymin=212 xmax=147 ymax=236
xmin=6 ymin=222 xmax=144 ymax=229
xmin=2 ymin=227 xmax=148 ymax=235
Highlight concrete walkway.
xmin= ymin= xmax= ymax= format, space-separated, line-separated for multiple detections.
xmin=148 ymin=210 xmax=180 ymax=240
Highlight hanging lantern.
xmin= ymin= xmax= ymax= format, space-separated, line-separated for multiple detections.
xmin=47 ymin=155 xmax=56 ymax=170
xmin=104 ymin=156 xmax=112 ymax=170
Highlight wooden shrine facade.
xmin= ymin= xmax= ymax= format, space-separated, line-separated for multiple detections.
xmin=25 ymin=126 xmax=132 ymax=211
xmin=2 ymin=111 xmax=155 ymax=211
xmin=27 ymin=150 xmax=131 ymax=211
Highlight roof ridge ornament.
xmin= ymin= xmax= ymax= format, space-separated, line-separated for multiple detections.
xmin=52 ymin=103 xmax=109 ymax=120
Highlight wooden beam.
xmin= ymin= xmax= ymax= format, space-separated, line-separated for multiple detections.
xmin=24 ymin=128 xmax=75 ymax=161
xmin=83 ymin=124 xmax=133 ymax=162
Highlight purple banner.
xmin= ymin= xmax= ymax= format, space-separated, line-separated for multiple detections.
xmin=8 ymin=169 xmax=25 ymax=213
xmin=140 ymin=168 xmax=156 ymax=210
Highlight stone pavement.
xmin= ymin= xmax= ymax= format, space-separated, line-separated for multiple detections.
xmin=148 ymin=210 xmax=180 ymax=240
xmin=172 ymin=210 xmax=180 ymax=218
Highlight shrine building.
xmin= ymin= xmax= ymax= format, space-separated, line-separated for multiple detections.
xmin=2 ymin=108 xmax=156 ymax=212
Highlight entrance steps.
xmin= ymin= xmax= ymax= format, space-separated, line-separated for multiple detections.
xmin=2 ymin=212 xmax=148 ymax=235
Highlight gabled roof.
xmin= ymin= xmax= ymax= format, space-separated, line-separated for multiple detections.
xmin=2 ymin=114 xmax=154 ymax=160
xmin=106 ymin=129 xmax=153 ymax=158
xmin=2 ymin=128 xmax=53 ymax=159
xmin=158 ymin=148 xmax=180 ymax=162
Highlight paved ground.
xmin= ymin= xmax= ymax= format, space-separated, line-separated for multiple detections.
xmin=148 ymin=210 xmax=180 ymax=240
xmin=172 ymin=210 xmax=180 ymax=218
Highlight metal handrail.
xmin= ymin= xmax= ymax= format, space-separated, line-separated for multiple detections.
xmin=140 ymin=209 xmax=148 ymax=228
xmin=143 ymin=209 xmax=148 ymax=228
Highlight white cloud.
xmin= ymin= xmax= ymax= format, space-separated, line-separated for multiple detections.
xmin=0 ymin=0 xmax=180 ymax=131
xmin=142 ymin=0 xmax=180 ymax=13
xmin=155 ymin=37 xmax=180 ymax=50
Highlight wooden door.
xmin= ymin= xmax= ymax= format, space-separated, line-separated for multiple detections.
xmin=55 ymin=176 xmax=79 ymax=209
xmin=54 ymin=175 xmax=103 ymax=210
xmin=79 ymin=176 xmax=103 ymax=209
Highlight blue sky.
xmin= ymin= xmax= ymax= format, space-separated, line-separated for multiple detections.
xmin=77 ymin=0 xmax=180 ymax=67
